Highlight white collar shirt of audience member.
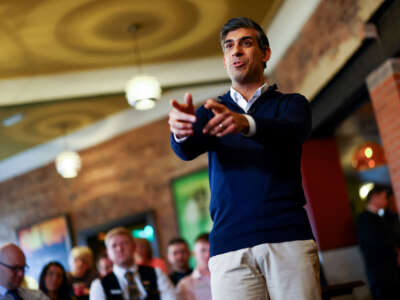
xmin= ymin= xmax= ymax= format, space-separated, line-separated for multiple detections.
xmin=176 ymin=268 xmax=211 ymax=300
xmin=89 ymin=263 xmax=176 ymax=300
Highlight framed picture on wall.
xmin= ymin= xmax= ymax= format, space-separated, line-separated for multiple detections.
xmin=16 ymin=215 xmax=73 ymax=282
xmin=171 ymin=168 xmax=213 ymax=248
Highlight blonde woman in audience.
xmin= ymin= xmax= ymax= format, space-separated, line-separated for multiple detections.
xmin=67 ymin=246 xmax=97 ymax=300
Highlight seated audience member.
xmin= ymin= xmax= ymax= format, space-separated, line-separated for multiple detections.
xmin=89 ymin=227 xmax=175 ymax=300
xmin=177 ymin=233 xmax=211 ymax=300
xmin=96 ymin=254 xmax=113 ymax=279
xmin=67 ymin=246 xmax=97 ymax=300
xmin=0 ymin=243 xmax=49 ymax=300
xmin=39 ymin=261 xmax=76 ymax=300
xmin=167 ymin=238 xmax=192 ymax=286
xmin=134 ymin=238 xmax=168 ymax=274
xmin=356 ymin=185 xmax=400 ymax=300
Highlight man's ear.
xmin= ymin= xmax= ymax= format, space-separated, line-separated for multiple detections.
xmin=263 ymin=48 xmax=271 ymax=63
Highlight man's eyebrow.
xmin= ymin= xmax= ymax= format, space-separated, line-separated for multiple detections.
xmin=223 ymin=35 xmax=254 ymax=44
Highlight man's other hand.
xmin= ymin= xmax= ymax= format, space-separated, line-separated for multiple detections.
xmin=168 ymin=93 xmax=196 ymax=139
xmin=203 ymin=99 xmax=249 ymax=137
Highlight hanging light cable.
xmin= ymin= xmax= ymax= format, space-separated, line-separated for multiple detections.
xmin=125 ymin=24 xmax=161 ymax=110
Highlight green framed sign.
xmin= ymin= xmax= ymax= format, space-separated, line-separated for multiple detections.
xmin=171 ymin=168 xmax=212 ymax=249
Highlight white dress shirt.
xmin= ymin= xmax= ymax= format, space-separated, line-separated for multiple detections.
xmin=229 ymin=83 xmax=269 ymax=137
xmin=174 ymin=83 xmax=268 ymax=143
xmin=89 ymin=264 xmax=176 ymax=300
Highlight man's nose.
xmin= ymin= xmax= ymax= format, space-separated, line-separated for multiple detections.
xmin=232 ymin=43 xmax=243 ymax=56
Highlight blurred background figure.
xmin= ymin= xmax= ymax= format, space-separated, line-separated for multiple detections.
xmin=177 ymin=233 xmax=211 ymax=300
xmin=167 ymin=238 xmax=192 ymax=286
xmin=67 ymin=246 xmax=97 ymax=300
xmin=39 ymin=261 xmax=76 ymax=300
xmin=134 ymin=238 xmax=168 ymax=274
xmin=95 ymin=254 xmax=113 ymax=279
xmin=356 ymin=185 xmax=400 ymax=300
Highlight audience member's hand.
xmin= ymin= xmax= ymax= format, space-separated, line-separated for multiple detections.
xmin=168 ymin=93 xmax=196 ymax=139
xmin=203 ymin=99 xmax=249 ymax=137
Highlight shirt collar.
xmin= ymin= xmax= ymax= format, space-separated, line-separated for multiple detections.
xmin=230 ymin=83 xmax=268 ymax=112
xmin=113 ymin=263 xmax=137 ymax=278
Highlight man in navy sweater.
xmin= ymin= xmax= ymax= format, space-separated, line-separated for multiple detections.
xmin=168 ymin=17 xmax=321 ymax=300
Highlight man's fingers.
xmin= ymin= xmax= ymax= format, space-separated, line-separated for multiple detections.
xmin=169 ymin=109 xmax=196 ymax=123
xmin=203 ymin=114 xmax=225 ymax=134
xmin=204 ymin=99 xmax=225 ymax=113
xmin=217 ymin=124 xmax=235 ymax=137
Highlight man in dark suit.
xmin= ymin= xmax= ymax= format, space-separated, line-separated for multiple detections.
xmin=356 ymin=185 xmax=400 ymax=299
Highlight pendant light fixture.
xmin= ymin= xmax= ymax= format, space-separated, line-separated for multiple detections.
xmin=55 ymin=124 xmax=81 ymax=179
xmin=125 ymin=24 xmax=161 ymax=110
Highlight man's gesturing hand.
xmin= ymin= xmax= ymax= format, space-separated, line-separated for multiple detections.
xmin=203 ymin=99 xmax=249 ymax=137
xmin=168 ymin=93 xmax=196 ymax=139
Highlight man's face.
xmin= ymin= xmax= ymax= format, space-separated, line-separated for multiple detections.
xmin=223 ymin=27 xmax=270 ymax=86
xmin=106 ymin=234 xmax=135 ymax=268
xmin=375 ymin=191 xmax=389 ymax=209
xmin=193 ymin=241 xmax=209 ymax=270
xmin=0 ymin=245 xmax=26 ymax=290
xmin=167 ymin=243 xmax=190 ymax=272
xmin=97 ymin=257 xmax=113 ymax=278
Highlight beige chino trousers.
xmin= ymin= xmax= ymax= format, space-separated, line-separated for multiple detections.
xmin=209 ymin=239 xmax=322 ymax=300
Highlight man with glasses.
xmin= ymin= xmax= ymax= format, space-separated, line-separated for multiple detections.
xmin=0 ymin=243 xmax=49 ymax=300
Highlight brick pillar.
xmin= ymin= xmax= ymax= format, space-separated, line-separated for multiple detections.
xmin=366 ymin=58 xmax=400 ymax=212
xmin=301 ymin=138 xmax=357 ymax=251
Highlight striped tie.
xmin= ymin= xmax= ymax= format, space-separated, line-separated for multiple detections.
xmin=125 ymin=271 xmax=140 ymax=300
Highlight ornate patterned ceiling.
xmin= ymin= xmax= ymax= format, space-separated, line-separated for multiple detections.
xmin=0 ymin=0 xmax=280 ymax=78
xmin=0 ymin=0 xmax=282 ymax=161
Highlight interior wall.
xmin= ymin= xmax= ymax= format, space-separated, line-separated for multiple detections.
xmin=0 ymin=117 xmax=208 ymax=259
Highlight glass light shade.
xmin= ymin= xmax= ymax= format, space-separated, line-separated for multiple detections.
xmin=352 ymin=142 xmax=386 ymax=171
xmin=55 ymin=151 xmax=82 ymax=178
xmin=359 ymin=182 xmax=374 ymax=200
xmin=125 ymin=75 xmax=161 ymax=110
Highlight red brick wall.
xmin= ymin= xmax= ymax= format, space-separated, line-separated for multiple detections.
xmin=0 ymin=117 xmax=207 ymax=258
xmin=367 ymin=58 xmax=400 ymax=211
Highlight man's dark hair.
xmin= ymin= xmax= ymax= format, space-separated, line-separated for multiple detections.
xmin=195 ymin=232 xmax=209 ymax=244
xmin=220 ymin=17 xmax=270 ymax=68
xmin=366 ymin=184 xmax=389 ymax=203
xmin=167 ymin=237 xmax=189 ymax=248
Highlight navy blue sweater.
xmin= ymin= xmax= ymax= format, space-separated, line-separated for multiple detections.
xmin=170 ymin=85 xmax=314 ymax=256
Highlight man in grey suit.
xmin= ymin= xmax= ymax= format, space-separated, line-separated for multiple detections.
xmin=0 ymin=243 xmax=49 ymax=300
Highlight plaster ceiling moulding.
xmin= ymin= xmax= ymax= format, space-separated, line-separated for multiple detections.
xmin=54 ymin=0 xmax=199 ymax=61
xmin=0 ymin=23 xmax=30 ymax=78
xmin=0 ymin=96 xmax=128 ymax=144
